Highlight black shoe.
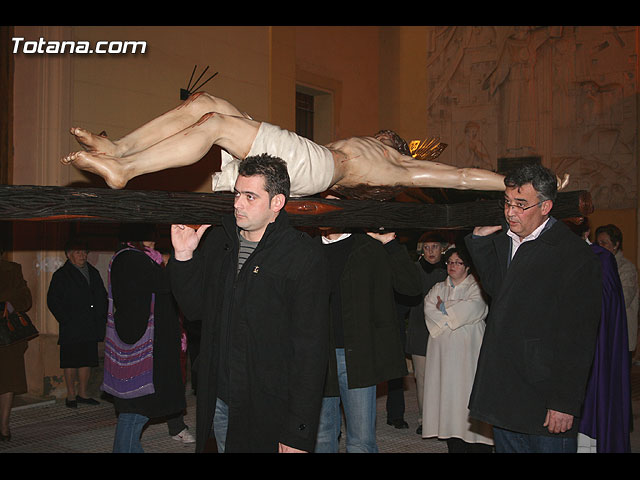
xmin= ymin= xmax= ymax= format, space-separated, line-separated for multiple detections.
xmin=0 ymin=430 xmax=10 ymax=442
xmin=416 ymin=425 xmax=422 ymax=435
xmin=65 ymin=399 xmax=78 ymax=408
xmin=77 ymin=396 xmax=100 ymax=405
xmin=387 ymin=418 xmax=409 ymax=429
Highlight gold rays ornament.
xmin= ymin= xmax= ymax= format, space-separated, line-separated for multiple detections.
xmin=409 ymin=137 xmax=447 ymax=160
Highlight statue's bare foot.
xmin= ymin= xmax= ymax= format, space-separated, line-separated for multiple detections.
xmin=63 ymin=151 xmax=130 ymax=189
xmin=70 ymin=127 xmax=120 ymax=157
xmin=557 ymin=173 xmax=570 ymax=191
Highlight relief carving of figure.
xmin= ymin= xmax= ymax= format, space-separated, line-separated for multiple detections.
xmin=455 ymin=121 xmax=494 ymax=171
xmin=483 ymin=26 xmax=562 ymax=156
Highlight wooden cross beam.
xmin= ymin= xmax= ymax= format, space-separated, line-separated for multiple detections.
xmin=0 ymin=185 xmax=593 ymax=230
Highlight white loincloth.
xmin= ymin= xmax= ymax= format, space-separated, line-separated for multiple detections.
xmin=212 ymin=122 xmax=335 ymax=197
xmin=212 ymin=150 xmax=240 ymax=193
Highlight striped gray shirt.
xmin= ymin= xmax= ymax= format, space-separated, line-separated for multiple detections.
xmin=237 ymin=230 xmax=259 ymax=273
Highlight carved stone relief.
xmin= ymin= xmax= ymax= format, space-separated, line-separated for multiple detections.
xmin=425 ymin=26 xmax=637 ymax=209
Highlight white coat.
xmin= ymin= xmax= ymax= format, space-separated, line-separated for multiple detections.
xmin=422 ymin=274 xmax=493 ymax=445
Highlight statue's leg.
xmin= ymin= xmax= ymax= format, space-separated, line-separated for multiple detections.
xmin=65 ymin=93 xmax=249 ymax=159
xmin=66 ymin=112 xmax=260 ymax=189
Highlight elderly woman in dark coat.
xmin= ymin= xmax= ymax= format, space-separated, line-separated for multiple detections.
xmin=47 ymin=238 xmax=108 ymax=408
xmin=108 ymin=224 xmax=192 ymax=452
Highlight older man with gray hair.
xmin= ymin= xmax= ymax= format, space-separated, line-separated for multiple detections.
xmin=465 ymin=163 xmax=601 ymax=453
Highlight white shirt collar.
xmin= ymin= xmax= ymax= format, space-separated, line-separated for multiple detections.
xmin=507 ymin=217 xmax=550 ymax=257
xmin=321 ymin=233 xmax=352 ymax=244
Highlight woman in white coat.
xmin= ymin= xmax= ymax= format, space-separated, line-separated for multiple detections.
xmin=422 ymin=247 xmax=494 ymax=452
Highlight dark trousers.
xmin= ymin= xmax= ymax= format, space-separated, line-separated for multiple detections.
xmin=385 ymin=377 xmax=405 ymax=420
xmin=446 ymin=437 xmax=493 ymax=453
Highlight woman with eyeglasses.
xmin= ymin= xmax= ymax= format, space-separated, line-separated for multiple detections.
xmin=421 ymin=247 xmax=494 ymax=453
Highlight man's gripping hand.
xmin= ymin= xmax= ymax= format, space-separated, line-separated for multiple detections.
xmin=472 ymin=226 xmax=502 ymax=237
xmin=171 ymin=224 xmax=211 ymax=261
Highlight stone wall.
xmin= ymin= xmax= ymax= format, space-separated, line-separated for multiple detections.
xmin=424 ymin=26 xmax=637 ymax=211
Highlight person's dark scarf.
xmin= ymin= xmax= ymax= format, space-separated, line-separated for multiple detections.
xmin=419 ymin=256 xmax=445 ymax=274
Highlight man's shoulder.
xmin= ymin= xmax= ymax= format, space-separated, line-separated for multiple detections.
xmin=548 ymin=221 xmax=594 ymax=256
xmin=540 ymin=223 xmax=600 ymax=281
xmin=87 ymin=262 xmax=101 ymax=274
xmin=279 ymin=226 xmax=323 ymax=254
xmin=52 ymin=260 xmax=72 ymax=275
xmin=200 ymin=224 xmax=231 ymax=246
xmin=111 ymin=248 xmax=150 ymax=269
xmin=352 ymin=232 xmax=385 ymax=249
xmin=260 ymin=228 xmax=327 ymax=279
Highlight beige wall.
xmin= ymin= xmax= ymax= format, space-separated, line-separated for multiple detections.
xmin=378 ymin=26 xmax=430 ymax=144
xmin=69 ymin=26 xmax=273 ymax=192
xmin=295 ymin=26 xmax=380 ymax=140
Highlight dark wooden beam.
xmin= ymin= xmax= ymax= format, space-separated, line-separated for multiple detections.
xmin=0 ymin=185 xmax=593 ymax=230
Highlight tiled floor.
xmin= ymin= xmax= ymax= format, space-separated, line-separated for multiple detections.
xmin=0 ymin=374 xmax=447 ymax=453
xmin=2 ymin=366 xmax=640 ymax=454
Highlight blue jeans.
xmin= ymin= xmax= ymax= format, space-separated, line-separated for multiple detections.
xmin=113 ymin=413 xmax=149 ymax=453
xmin=493 ymin=426 xmax=577 ymax=453
xmin=315 ymin=348 xmax=378 ymax=453
xmin=212 ymin=397 xmax=229 ymax=453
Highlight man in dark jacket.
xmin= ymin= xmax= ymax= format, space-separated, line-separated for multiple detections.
xmin=169 ymin=153 xmax=329 ymax=453
xmin=47 ymin=238 xmax=108 ymax=407
xmin=314 ymin=213 xmax=421 ymax=453
xmin=464 ymin=163 xmax=601 ymax=453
